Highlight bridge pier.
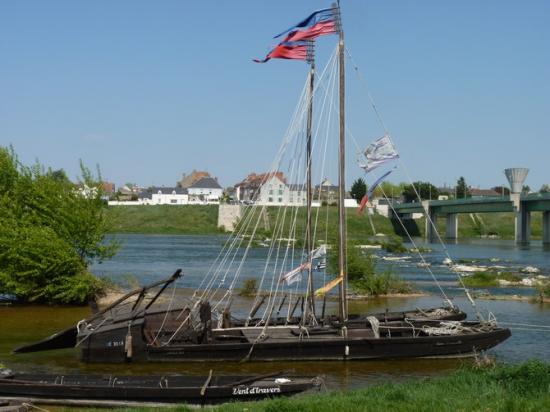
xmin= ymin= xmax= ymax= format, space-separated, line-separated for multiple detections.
xmin=512 ymin=194 xmax=530 ymax=245
xmin=543 ymin=212 xmax=550 ymax=245
xmin=446 ymin=213 xmax=458 ymax=240
xmin=424 ymin=203 xmax=437 ymax=243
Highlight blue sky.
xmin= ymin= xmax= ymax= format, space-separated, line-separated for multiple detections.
xmin=1 ymin=1 xmax=548 ymax=190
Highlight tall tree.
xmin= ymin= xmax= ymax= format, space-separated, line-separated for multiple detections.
xmin=402 ymin=181 xmax=439 ymax=203
xmin=350 ymin=177 xmax=367 ymax=203
xmin=456 ymin=176 xmax=470 ymax=199
xmin=0 ymin=146 xmax=119 ymax=304
xmin=540 ymin=184 xmax=550 ymax=194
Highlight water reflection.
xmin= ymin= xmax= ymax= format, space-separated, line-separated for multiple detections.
xmin=1 ymin=234 xmax=549 ymax=389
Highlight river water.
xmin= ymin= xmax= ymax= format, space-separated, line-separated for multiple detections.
xmin=1 ymin=234 xmax=549 ymax=389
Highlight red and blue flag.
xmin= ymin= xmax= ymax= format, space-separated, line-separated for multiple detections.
xmin=273 ymin=7 xmax=338 ymax=39
xmin=254 ymin=5 xmax=339 ymax=64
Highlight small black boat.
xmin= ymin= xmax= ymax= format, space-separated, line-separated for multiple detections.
xmin=0 ymin=371 xmax=322 ymax=405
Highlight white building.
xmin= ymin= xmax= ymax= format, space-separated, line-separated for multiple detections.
xmin=187 ymin=177 xmax=223 ymax=204
xmin=138 ymin=187 xmax=189 ymax=205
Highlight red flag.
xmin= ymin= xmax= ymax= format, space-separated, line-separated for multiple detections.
xmin=283 ymin=20 xmax=337 ymax=43
xmin=254 ymin=43 xmax=308 ymax=63
xmin=357 ymin=194 xmax=369 ymax=215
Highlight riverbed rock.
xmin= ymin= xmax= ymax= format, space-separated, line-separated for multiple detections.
xmin=451 ymin=264 xmax=488 ymax=273
xmin=521 ymin=266 xmax=540 ymax=274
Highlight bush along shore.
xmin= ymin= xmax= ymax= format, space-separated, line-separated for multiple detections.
xmin=59 ymin=361 xmax=550 ymax=411
xmin=0 ymin=146 xmax=118 ymax=304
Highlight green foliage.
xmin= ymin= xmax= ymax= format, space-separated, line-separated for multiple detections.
xmin=402 ymin=181 xmax=439 ymax=202
xmin=462 ymin=272 xmax=499 ymax=287
xmin=535 ymin=280 xmax=550 ymax=301
xmin=540 ymin=184 xmax=550 ymax=193
xmin=328 ymin=246 xmax=411 ymax=295
xmin=350 ymin=178 xmax=367 ymax=202
xmin=462 ymin=271 xmax=522 ymax=288
xmin=203 ymin=360 xmax=550 ymax=412
xmin=239 ymin=278 xmax=258 ymax=297
xmin=0 ymin=146 xmax=118 ymax=304
xmin=456 ymin=176 xmax=470 ymax=199
xmin=380 ymin=236 xmax=408 ymax=253
xmin=498 ymin=272 xmax=522 ymax=283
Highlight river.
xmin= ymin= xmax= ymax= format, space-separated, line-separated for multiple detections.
xmin=1 ymin=234 xmax=549 ymax=389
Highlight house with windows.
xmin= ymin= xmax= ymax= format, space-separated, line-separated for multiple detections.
xmin=187 ymin=177 xmax=223 ymax=203
xmin=234 ymin=172 xmax=307 ymax=206
xmin=138 ymin=187 xmax=189 ymax=205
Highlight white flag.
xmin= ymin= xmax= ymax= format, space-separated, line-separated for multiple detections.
xmin=281 ymin=262 xmax=311 ymax=285
xmin=310 ymin=244 xmax=327 ymax=260
xmin=358 ymin=134 xmax=399 ymax=173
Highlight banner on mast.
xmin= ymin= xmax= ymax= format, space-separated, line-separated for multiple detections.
xmin=254 ymin=5 xmax=339 ymax=64
xmin=357 ymin=168 xmax=395 ymax=215
xmin=273 ymin=7 xmax=338 ymax=39
xmin=358 ymin=134 xmax=399 ymax=173
xmin=315 ymin=275 xmax=343 ymax=297
xmin=281 ymin=262 xmax=311 ymax=285
xmin=254 ymin=42 xmax=310 ymax=63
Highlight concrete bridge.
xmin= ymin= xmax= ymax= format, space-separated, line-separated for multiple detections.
xmin=391 ymin=193 xmax=550 ymax=245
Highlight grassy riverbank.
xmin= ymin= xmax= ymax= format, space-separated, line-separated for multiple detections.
xmin=106 ymin=205 xmax=543 ymax=240
xmin=107 ymin=205 xmax=222 ymax=234
xmin=58 ymin=360 xmax=550 ymax=411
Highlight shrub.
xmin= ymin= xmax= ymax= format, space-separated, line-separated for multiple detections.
xmin=0 ymin=146 xmax=118 ymax=304
xmin=462 ymin=272 xmax=498 ymax=287
xmin=239 ymin=278 xmax=258 ymax=297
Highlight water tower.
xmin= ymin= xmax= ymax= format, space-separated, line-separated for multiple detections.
xmin=504 ymin=168 xmax=530 ymax=244
xmin=504 ymin=168 xmax=529 ymax=194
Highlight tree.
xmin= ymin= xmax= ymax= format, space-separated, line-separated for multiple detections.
xmin=350 ymin=178 xmax=367 ymax=203
xmin=402 ymin=181 xmax=439 ymax=203
xmin=522 ymin=185 xmax=531 ymax=194
xmin=0 ymin=146 xmax=119 ymax=304
xmin=456 ymin=177 xmax=470 ymax=199
xmin=540 ymin=184 xmax=550 ymax=194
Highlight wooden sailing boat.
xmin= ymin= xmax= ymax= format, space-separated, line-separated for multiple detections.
xmin=15 ymin=3 xmax=509 ymax=363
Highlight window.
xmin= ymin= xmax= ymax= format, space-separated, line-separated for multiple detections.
xmin=278 ymin=197 xmax=282 ymax=203
xmin=269 ymin=190 xmax=273 ymax=195
xmin=268 ymin=197 xmax=273 ymax=203
xmin=290 ymin=196 xmax=294 ymax=203
xmin=278 ymin=189 xmax=283 ymax=195
xmin=171 ymin=199 xmax=177 ymax=204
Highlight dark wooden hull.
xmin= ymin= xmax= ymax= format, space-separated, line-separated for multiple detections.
xmin=13 ymin=306 xmax=466 ymax=354
xmin=0 ymin=374 xmax=319 ymax=404
xmin=80 ymin=320 xmax=511 ymax=363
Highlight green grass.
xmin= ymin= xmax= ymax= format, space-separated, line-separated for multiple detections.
xmin=106 ymin=205 xmax=223 ymax=234
xmin=106 ymin=206 xmax=544 ymax=241
xmin=462 ymin=271 xmax=523 ymax=288
xmin=59 ymin=360 xmax=550 ymax=411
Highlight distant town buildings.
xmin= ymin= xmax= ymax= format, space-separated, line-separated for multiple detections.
xmin=177 ymin=170 xmax=211 ymax=189
xmin=234 ymin=172 xmax=307 ymax=206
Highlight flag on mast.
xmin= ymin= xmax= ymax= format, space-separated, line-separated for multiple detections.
xmin=254 ymin=42 xmax=311 ymax=63
xmin=273 ymin=7 xmax=338 ymax=39
xmin=358 ymin=134 xmax=399 ymax=173
xmin=254 ymin=5 xmax=338 ymax=64
xmin=357 ymin=169 xmax=395 ymax=215
xmin=280 ymin=262 xmax=311 ymax=285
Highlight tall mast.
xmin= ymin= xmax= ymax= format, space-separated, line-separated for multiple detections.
xmin=335 ymin=2 xmax=348 ymax=323
xmin=305 ymin=41 xmax=316 ymax=323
